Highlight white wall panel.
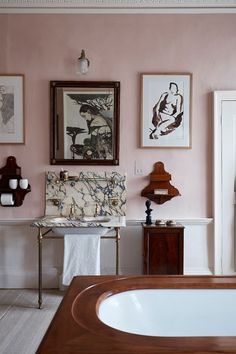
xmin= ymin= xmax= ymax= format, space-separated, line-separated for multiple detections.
xmin=0 ymin=218 xmax=213 ymax=288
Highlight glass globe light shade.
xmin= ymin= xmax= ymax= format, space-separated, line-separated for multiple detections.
xmin=76 ymin=50 xmax=90 ymax=75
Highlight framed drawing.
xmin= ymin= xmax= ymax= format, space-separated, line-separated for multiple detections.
xmin=0 ymin=74 xmax=24 ymax=144
xmin=141 ymin=73 xmax=192 ymax=148
xmin=50 ymin=81 xmax=120 ymax=165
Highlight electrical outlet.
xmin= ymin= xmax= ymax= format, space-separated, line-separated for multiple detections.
xmin=136 ymin=167 xmax=144 ymax=175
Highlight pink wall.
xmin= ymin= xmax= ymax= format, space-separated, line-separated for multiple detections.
xmin=0 ymin=13 xmax=236 ymax=220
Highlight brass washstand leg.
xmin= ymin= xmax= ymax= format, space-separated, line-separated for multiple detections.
xmin=38 ymin=227 xmax=43 ymax=309
xmin=115 ymin=227 xmax=120 ymax=275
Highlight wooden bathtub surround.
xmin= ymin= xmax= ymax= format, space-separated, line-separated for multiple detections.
xmin=37 ymin=275 xmax=236 ymax=353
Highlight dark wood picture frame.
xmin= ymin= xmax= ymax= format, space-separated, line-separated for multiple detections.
xmin=50 ymin=81 xmax=120 ymax=165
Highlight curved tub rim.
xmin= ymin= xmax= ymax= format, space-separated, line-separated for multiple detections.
xmin=71 ymin=275 xmax=236 ymax=350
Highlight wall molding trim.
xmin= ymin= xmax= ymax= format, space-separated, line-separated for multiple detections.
xmin=0 ymin=217 xmax=213 ymax=226
xmin=127 ymin=218 xmax=213 ymax=226
xmin=0 ymin=0 xmax=236 ymax=13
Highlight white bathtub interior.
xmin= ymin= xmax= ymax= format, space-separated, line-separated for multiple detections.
xmin=98 ymin=289 xmax=236 ymax=337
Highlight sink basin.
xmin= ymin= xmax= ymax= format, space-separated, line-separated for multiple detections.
xmin=53 ymin=227 xmax=109 ymax=236
xmin=42 ymin=215 xmax=126 ymax=236
xmin=81 ymin=216 xmax=111 ymax=223
xmin=42 ymin=216 xmax=68 ymax=223
xmin=52 ymin=216 xmax=111 ymax=236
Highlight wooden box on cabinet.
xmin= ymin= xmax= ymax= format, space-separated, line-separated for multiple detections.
xmin=142 ymin=223 xmax=184 ymax=275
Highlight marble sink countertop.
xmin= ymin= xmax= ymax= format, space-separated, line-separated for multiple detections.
xmin=32 ymin=215 xmax=126 ymax=228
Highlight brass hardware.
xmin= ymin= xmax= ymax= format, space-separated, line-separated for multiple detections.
xmin=32 ymin=221 xmax=120 ymax=308
xmin=48 ymin=198 xmax=61 ymax=206
xmin=109 ymin=198 xmax=119 ymax=207
xmin=69 ymin=204 xmax=75 ymax=219
xmin=94 ymin=203 xmax=99 ymax=217
xmin=69 ymin=197 xmax=77 ymax=218
xmin=60 ymin=170 xmax=69 ymax=181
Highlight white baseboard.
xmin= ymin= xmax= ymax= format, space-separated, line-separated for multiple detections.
xmin=184 ymin=267 xmax=214 ymax=275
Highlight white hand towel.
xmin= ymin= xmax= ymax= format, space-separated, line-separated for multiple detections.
xmin=62 ymin=234 xmax=101 ymax=286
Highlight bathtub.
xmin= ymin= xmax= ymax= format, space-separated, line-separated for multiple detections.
xmin=37 ymin=275 xmax=236 ymax=353
xmin=98 ymin=288 xmax=236 ymax=337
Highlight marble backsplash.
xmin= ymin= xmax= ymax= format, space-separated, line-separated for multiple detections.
xmin=45 ymin=171 xmax=126 ymax=217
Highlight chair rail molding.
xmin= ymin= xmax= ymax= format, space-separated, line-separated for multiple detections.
xmin=0 ymin=0 xmax=236 ymax=13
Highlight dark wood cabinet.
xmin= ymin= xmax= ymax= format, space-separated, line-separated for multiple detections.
xmin=143 ymin=223 xmax=184 ymax=275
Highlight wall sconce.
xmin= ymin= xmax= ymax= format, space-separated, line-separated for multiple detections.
xmin=76 ymin=49 xmax=90 ymax=75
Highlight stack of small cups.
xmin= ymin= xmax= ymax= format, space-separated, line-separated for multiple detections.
xmin=9 ymin=178 xmax=28 ymax=190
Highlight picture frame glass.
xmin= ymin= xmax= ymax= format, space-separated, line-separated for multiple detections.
xmin=51 ymin=81 xmax=120 ymax=165
xmin=0 ymin=75 xmax=24 ymax=144
xmin=141 ymin=73 xmax=192 ymax=148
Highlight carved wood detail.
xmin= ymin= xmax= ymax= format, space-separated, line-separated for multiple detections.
xmin=141 ymin=161 xmax=180 ymax=204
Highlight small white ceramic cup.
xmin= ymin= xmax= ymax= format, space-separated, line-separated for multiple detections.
xmin=19 ymin=179 xmax=28 ymax=189
xmin=9 ymin=179 xmax=18 ymax=189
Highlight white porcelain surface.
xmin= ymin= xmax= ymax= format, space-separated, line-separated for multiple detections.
xmin=53 ymin=226 xmax=109 ymax=236
xmin=155 ymin=219 xmax=166 ymax=225
xmin=82 ymin=216 xmax=111 ymax=223
xmin=47 ymin=215 xmax=125 ymax=227
xmin=43 ymin=215 xmax=125 ymax=235
xmin=97 ymin=215 xmax=126 ymax=228
xmin=9 ymin=179 xmax=18 ymax=189
xmin=19 ymin=179 xmax=28 ymax=189
xmin=0 ymin=193 xmax=14 ymax=205
xmin=44 ymin=217 xmax=68 ymax=223
xmin=98 ymin=289 xmax=236 ymax=337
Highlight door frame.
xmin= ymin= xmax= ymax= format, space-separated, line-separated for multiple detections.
xmin=213 ymin=91 xmax=236 ymax=274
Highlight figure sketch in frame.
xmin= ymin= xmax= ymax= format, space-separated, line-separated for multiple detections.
xmin=0 ymin=85 xmax=14 ymax=134
xmin=149 ymin=82 xmax=183 ymax=140
xmin=65 ymin=92 xmax=113 ymax=160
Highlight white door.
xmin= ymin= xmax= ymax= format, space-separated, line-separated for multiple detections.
xmin=214 ymin=92 xmax=236 ymax=274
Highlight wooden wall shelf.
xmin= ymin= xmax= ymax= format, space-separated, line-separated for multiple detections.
xmin=141 ymin=161 xmax=180 ymax=205
xmin=0 ymin=156 xmax=31 ymax=207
